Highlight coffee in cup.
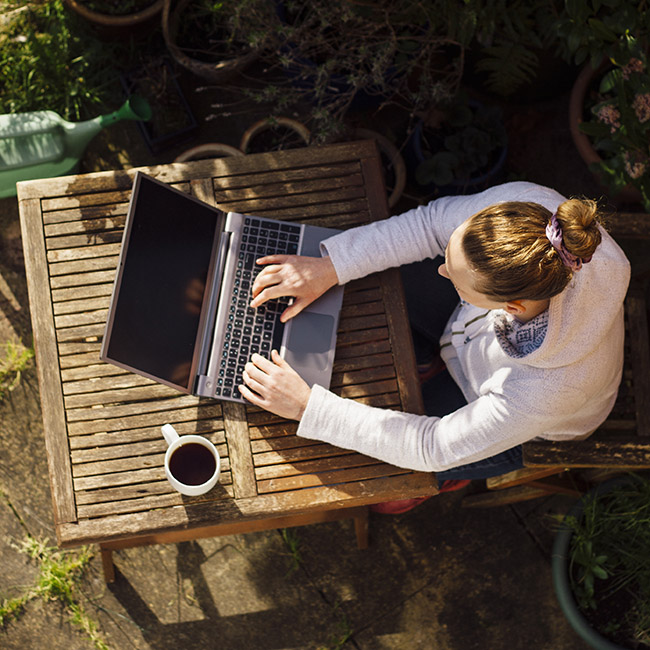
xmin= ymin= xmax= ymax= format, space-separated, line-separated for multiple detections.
xmin=161 ymin=424 xmax=221 ymax=496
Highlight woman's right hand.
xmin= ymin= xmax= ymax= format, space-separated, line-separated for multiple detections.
xmin=250 ymin=254 xmax=339 ymax=322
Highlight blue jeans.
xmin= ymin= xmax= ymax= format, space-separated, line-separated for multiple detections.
xmin=400 ymin=259 xmax=524 ymax=481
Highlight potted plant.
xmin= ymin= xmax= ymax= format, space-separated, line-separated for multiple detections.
xmin=65 ymin=0 xmax=163 ymax=35
xmin=162 ymin=0 xmax=273 ymax=82
xmin=552 ymin=474 xmax=650 ymax=649
xmin=555 ymin=0 xmax=650 ymax=208
xmin=569 ymin=36 xmax=650 ymax=210
xmin=407 ymin=92 xmax=507 ymax=195
xmin=243 ymin=0 xmax=464 ymax=143
xmin=239 ymin=116 xmax=311 ymax=154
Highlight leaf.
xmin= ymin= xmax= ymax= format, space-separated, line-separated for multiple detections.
xmin=592 ymin=566 xmax=609 ymax=580
xmin=415 ymin=152 xmax=457 ymax=187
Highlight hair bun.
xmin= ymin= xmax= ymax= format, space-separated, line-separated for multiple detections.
xmin=555 ymin=198 xmax=602 ymax=260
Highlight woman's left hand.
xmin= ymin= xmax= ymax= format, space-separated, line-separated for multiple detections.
xmin=239 ymin=350 xmax=311 ymax=420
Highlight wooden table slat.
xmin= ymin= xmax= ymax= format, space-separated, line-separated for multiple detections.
xmin=76 ymin=483 xmax=235 ymax=520
xmin=65 ymin=394 xmax=209 ymax=424
xmin=47 ymin=242 xmax=121 ymax=262
xmin=257 ymin=462 xmax=410 ymax=494
xmin=54 ymin=296 xmax=111 ymax=317
xmin=68 ymin=412 xmax=225 ymax=446
xmin=255 ymin=453 xmax=380 ymax=480
xmin=52 ymin=283 xmax=113 ymax=304
xmin=50 ymin=255 xmax=119 ymax=277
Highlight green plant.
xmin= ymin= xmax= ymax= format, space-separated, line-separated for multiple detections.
xmin=279 ymin=528 xmax=302 ymax=576
xmin=0 ymin=341 xmax=34 ymax=398
xmin=1 ymin=536 xmax=109 ymax=650
xmin=553 ymin=0 xmax=650 ymax=69
xmin=210 ymin=0 xmax=465 ymax=142
xmin=0 ymin=0 xmax=134 ymax=120
xmin=174 ymin=0 xmax=273 ymax=63
xmin=468 ymin=0 xmax=559 ymax=96
xmin=563 ymin=475 xmax=650 ymax=647
xmin=415 ymin=94 xmax=507 ymax=187
xmin=577 ymin=34 xmax=650 ymax=209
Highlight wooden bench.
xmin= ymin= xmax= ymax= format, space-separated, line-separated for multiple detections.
xmin=464 ymin=212 xmax=650 ymax=507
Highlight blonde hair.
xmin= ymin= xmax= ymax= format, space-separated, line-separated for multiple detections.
xmin=461 ymin=199 xmax=603 ymax=301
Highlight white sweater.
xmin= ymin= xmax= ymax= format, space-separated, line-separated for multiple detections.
xmin=296 ymin=182 xmax=631 ymax=472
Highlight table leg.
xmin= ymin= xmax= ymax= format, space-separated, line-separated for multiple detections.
xmin=354 ymin=507 xmax=369 ymax=550
xmin=100 ymin=546 xmax=115 ymax=583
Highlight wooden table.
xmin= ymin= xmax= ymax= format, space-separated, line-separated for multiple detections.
xmin=18 ymin=140 xmax=437 ymax=581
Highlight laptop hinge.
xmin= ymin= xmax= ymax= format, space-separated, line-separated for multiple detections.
xmin=195 ymin=374 xmax=213 ymax=397
xmin=196 ymin=230 xmax=232 ymax=378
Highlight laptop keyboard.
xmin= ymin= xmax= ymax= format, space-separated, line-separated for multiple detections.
xmin=214 ymin=216 xmax=301 ymax=400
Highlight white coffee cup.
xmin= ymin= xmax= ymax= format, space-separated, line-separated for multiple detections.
xmin=161 ymin=424 xmax=221 ymax=496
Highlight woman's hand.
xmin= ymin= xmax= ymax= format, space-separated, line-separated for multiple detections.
xmin=250 ymin=255 xmax=338 ymax=322
xmin=239 ymin=351 xmax=311 ymax=420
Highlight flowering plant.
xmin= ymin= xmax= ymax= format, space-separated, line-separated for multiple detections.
xmin=578 ymin=35 xmax=650 ymax=209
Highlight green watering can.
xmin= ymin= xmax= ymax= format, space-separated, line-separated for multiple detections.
xmin=0 ymin=95 xmax=152 ymax=199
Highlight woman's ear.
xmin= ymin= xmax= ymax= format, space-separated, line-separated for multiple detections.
xmin=504 ymin=300 xmax=526 ymax=315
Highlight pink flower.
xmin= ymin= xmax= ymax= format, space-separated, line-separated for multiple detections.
xmin=596 ymin=105 xmax=621 ymax=133
xmin=623 ymin=152 xmax=647 ymax=180
xmin=632 ymin=93 xmax=650 ymax=124
xmin=622 ymin=58 xmax=644 ymax=80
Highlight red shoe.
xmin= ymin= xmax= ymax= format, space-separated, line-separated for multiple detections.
xmin=369 ymin=480 xmax=471 ymax=514
xmin=438 ymin=479 xmax=471 ymax=493
xmin=417 ymin=355 xmax=446 ymax=383
xmin=370 ymin=496 xmax=432 ymax=514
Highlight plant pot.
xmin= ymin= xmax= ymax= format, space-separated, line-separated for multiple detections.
xmin=65 ymin=0 xmax=163 ymax=37
xmin=174 ymin=142 xmax=244 ymax=162
xmin=406 ymin=105 xmax=508 ymax=197
xmin=552 ymin=476 xmax=647 ymax=650
xmin=239 ymin=117 xmax=311 ymax=154
xmin=352 ymin=128 xmax=406 ymax=208
xmin=569 ymin=63 xmax=643 ymax=206
xmin=120 ymin=58 xmax=198 ymax=155
xmin=162 ymin=0 xmax=259 ymax=82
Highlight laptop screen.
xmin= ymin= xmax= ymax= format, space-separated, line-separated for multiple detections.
xmin=101 ymin=173 xmax=222 ymax=392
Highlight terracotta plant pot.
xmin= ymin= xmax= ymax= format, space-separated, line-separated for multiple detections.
xmin=239 ymin=117 xmax=311 ymax=154
xmin=353 ymin=128 xmax=406 ymax=208
xmin=65 ymin=0 xmax=163 ymax=36
xmin=569 ymin=63 xmax=643 ymax=205
xmin=162 ymin=0 xmax=259 ymax=83
xmin=174 ymin=143 xmax=244 ymax=162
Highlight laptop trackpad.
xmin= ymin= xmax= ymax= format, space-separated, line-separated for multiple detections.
xmin=283 ymin=311 xmax=335 ymax=388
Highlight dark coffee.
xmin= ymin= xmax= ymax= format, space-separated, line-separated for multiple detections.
xmin=168 ymin=442 xmax=216 ymax=486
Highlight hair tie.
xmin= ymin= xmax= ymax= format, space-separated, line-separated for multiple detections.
xmin=545 ymin=214 xmax=591 ymax=272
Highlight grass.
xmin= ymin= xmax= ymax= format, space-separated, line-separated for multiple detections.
xmin=280 ymin=527 xmax=302 ymax=575
xmin=0 ymin=340 xmax=34 ymax=399
xmin=0 ymin=535 xmax=109 ymax=649
xmin=0 ymin=0 xmax=152 ymax=120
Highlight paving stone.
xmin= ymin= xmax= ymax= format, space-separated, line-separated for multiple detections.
xmin=0 ymin=495 xmax=37 ymax=601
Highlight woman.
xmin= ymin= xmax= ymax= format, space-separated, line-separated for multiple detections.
xmin=239 ymin=182 xmax=631 ymax=497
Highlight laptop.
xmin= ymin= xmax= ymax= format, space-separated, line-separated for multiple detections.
xmin=100 ymin=172 xmax=344 ymax=403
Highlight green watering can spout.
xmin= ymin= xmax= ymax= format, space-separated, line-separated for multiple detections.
xmin=0 ymin=95 xmax=153 ymax=199
xmin=99 ymin=95 xmax=152 ymax=128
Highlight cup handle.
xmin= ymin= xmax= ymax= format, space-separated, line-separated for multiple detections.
xmin=161 ymin=424 xmax=179 ymax=446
